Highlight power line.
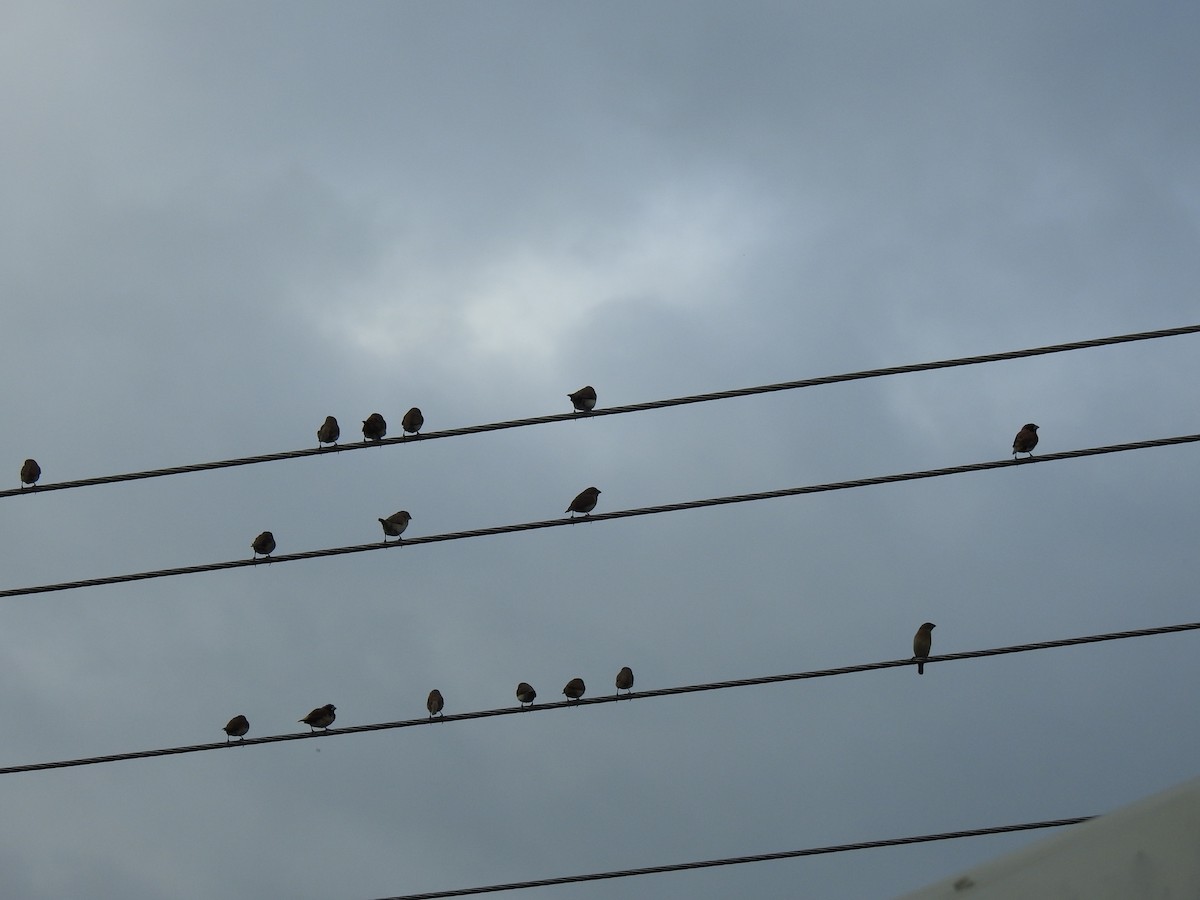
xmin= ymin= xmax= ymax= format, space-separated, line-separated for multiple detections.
xmin=3 ymin=619 xmax=1195 ymax=776
xmin=369 ymin=817 xmax=1094 ymax=899
xmin=4 ymin=323 xmax=1198 ymax=500
xmin=2 ymin=432 xmax=1197 ymax=599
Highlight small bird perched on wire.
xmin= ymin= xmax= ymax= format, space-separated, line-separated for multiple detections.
xmin=562 ymin=677 xmax=586 ymax=701
xmin=223 ymin=714 xmax=250 ymax=742
xmin=317 ymin=416 xmax=340 ymax=447
xmin=299 ymin=704 xmax=337 ymax=731
xmin=1012 ymin=423 xmax=1039 ymax=458
xmin=426 ymin=689 xmax=444 ymax=718
xmin=20 ymin=458 xmax=41 ymax=489
xmin=251 ymin=531 xmax=276 ymax=559
xmin=568 ymin=385 xmax=597 ymax=413
xmin=362 ymin=413 xmax=387 ymax=442
xmin=566 ymin=486 xmax=601 ymax=517
xmin=615 ymin=666 xmax=634 ymax=696
xmin=378 ymin=510 xmax=412 ymax=542
xmin=516 ymin=682 xmax=537 ymax=707
xmin=401 ymin=407 xmax=424 ymax=436
xmin=913 ymin=622 xmax=936 ymax=675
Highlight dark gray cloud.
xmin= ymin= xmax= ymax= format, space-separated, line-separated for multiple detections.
xmin=2 ymin=3 xmax=1198 ymax=898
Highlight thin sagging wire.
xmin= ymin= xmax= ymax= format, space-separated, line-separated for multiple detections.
xmin=4 ymin=323 xmax=1198 ymax=500
xmin=2 ymin=432 xmax=1197 ymax=599
xmin=369 ymin=817 xmax=1094 ymax=899
xmin=2 ymin=620 xmax=1195 ymax=775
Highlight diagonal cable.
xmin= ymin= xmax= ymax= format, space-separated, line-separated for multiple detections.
xmin=369 ymin=817 xmax=1094 ymax=899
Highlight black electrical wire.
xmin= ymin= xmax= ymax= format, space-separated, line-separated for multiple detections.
xmin=2 ymin=432 xmax=1197 ymax=599
xmin=2 ymin=619 xmax=1194 ymax=775
xmin=369 ymin=817 xmax=1094 ymax=899
xmin=4 ymin=323 xmax=1197 ymax=500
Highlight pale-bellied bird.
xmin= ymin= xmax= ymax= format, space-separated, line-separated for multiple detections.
xmin=568 ymin=385 xmax=597 ymax=413
xmin=379 ymin=510 xmax=412 ymax=541
xmin=516 ymin=682 xmax=537 ymax=707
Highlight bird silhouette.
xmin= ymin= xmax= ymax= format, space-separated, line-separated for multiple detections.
xmin=562 ymin=677 xmax=586 ymax=701
xmin=20 ymin=459 xmax=40 ymax=489
xmin=362 ymin=413 xmax=387 ymax=442
xmin=223 ymin=714 xmax=250 ymax=742
xmin=251 ymin=531 xmax=276 ymax=559
xmin=566 ymin=487 xmax=601 ymax=517
xmin=299 ymin=704 xmax=337 ymax=731
xmin=379 ymin=511 xmax=412 ymax=542
xmin=516 ymin=682 xmax=537 ymax=707
xmin=317 ymin=416 xmax=340 ymax=447
xmin=568 ymin=386 xmax=597 ymax=413
xmin=1012 ymin=423 xmax=1039 ymax=458
xmin=913 ymin=623 xmax=936 ymax=675
xmin=426 ymin=689 xmax=444 ymax=718
xmin=615 ymin=666 xmax=634 ymax=696
xmin=401 ymin=407 xmax=424 ymax=436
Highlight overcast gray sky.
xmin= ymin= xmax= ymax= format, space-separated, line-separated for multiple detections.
xmin=3 ymin=3 xmax=1199 ymax=898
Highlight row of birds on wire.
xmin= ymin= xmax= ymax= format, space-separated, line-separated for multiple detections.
xmin=14 ymin=386 xmax=603 ymax=492
xmin=220 ymin=665 xmax=636 ymax=742
xmin=14 ymin=382 xmax=1038 ymax=497
xmin=247 ymin=482 xmax=600 ymax=558
xmin=221 ymin=621 xmax=942 ymax=743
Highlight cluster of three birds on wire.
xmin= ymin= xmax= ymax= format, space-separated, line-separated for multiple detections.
xmin=221 ymin=666 xmax=636 ymax=742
